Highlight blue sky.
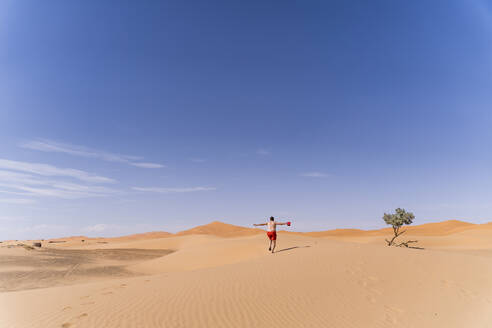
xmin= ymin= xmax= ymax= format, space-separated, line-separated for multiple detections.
xmin=1 ymin=0 xmax=492 ymax=240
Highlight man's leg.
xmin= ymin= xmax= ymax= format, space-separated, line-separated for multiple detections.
xmin=269 ymin=239 xmax=272 ymax=251
xmin=271 ymin=240 xmax=276 ymax=253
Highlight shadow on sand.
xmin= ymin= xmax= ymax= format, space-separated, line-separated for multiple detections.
xmin=275 ymin=245 xmax=311 ymax=253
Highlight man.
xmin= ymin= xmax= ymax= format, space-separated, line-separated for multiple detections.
xmin=253 ymin=216 xmax=289 ymax=253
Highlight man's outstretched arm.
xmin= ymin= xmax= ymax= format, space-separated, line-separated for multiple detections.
xmin=253 ymin=223 xmax=267 ymax=226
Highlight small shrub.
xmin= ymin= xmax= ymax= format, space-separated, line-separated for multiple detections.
xmin=383 ymin=208 xmax=418 ymax=247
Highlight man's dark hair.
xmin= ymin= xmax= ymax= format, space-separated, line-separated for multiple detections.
xmin=270 ymin=216 xmax=274 ymax=221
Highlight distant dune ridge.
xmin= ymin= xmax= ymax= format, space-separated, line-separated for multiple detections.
xmin=51 ymin=219 xmax=492 ymax=241
xmin=2 ymin=219 xmax=492 ymax=328
xmin=113 ymin=231 xmax=174 ymax=240
xmin=175 ymin=221 xmax=264 ymax=237
xmin=5 ymin=220 xmax=487 ymax=243
xmin=304 ymin=219 xmax=479 ymax=237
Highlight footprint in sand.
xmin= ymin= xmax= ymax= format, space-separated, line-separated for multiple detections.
xmin=61 ymin=313 xmax=88 ymax=327
xmin=80 ymin=295 xmax=90 ymax=299
xmin=102 ymin=291 xmax=113 ymax=295
xmin=368 ymin=287 xmax=383 ymax=295
xmin=384 ymin=313 xmax=398 ymax=324
xmin=120 ymin=284 xmax=127 ymax=288
xmin=459 ymin=288 xmax=476 ymax=298
xmin=145 ymin=279 xmax=150 ymax=282
xmin=383 ymin=306 xmax=403 ymax=324
xmin=81 ymin=302 xmax=95 ymax=306
xmin=440 ymin=279 xmax=456 ymax=287
xmin=62 ymin=306 xmax=72 ymax=311
xmin=345 ymin=268 xmax=358 ymax=275
xmin=385 ymin=305 xmax=404 ymax=313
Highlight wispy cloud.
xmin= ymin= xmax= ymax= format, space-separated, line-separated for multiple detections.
xmin=0 ymin=223 xmax=70 ymax=239
xmin=3 ymin=184 xmax=117 ymax=199
xmin=0 ymin=216 xmax=26 ymax=222
xmin=130 ymin=162 xmax=163 ymax=168
xmin=132 ymin=186 xmax=216 ymax=193
xmin=0 ymin=198 xmax=36 ymax=204
xmin=0 ymin=189 xmax=35 ymax=196
xmin=300 ymin=172 xmax=330 ymax=178
xmin=83 ymin=224 xmax=108 ymax=233
xmin=20 ymin=139 xmax=164 ymax=169
xmin=0 ymin=160 xmax=119 ymax=200
xmin=0 ymin=159 xmax=114 ymax=183
xmin=257 ymin=149 xmax=270 ymax=155
xmin=191 ymin=158 xmax=206 ymax=163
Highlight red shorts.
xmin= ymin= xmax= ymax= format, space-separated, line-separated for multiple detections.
xmin=267 ymin=231 xmax=277 ymax=241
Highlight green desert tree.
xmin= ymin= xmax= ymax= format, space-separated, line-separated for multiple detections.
xmin=383 ymin=208 xmax=417 ymax=247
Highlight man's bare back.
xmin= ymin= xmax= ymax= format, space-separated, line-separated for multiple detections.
xmin=267 ymin=221 xmax=277 ymax=232
xmin=253 ymin=217 xmax=289 ymax=253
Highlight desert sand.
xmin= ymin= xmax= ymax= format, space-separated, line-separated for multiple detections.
xmin=1 ymin=220 xmax=492 ymax=328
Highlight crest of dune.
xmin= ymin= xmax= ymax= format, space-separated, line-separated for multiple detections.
xmin=303 ymin=220 xmax=479 ymax=238
xmin=45 ymin=220 xmax=492 ymax=242
xmin=112 ymin=231 xmax=173 ymax=240
xmin=389 ymin=219 xmax=476 ymax=236
xmin=176 ymin=221 xmax=263 ymax=237
xmin=304 ymin=228 xmax=369 ymax=237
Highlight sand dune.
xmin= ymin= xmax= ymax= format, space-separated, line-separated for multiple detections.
xmin=176 ymin=221 xmax=264 ymax=237
xmin=0 ymin=247 xmax=173 ymax=292
xmin=39 ymin=219 xmax=491 ymax=243
xmin=112 ymin=231 xmax=173 ymax=241
xmin=2 ymin=220 xmax=492 ymax=327
xmin=304 ymin=219 xmax=478 ymax=237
